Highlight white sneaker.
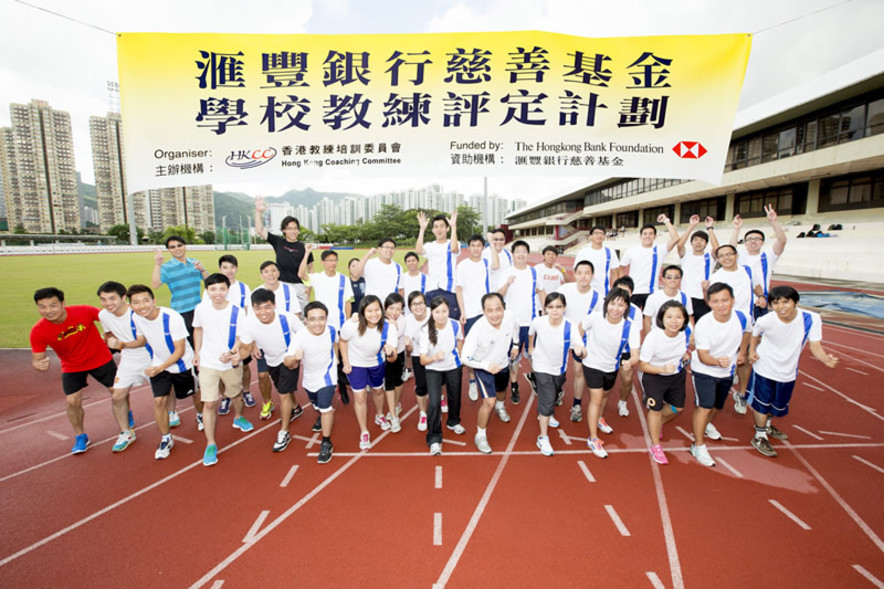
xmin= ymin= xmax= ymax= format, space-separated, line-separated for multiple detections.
xmin=588 ymin=437 xmax=607 ymax=459
xmin=359 ymin=431 xmax=371 ymax=451
xmin=570 ymin=405 xmax=583 ymax=422
xmin=374 ymin=415 xmax=391 ymax=431
xmin=537 ymin=435 xmax=554 ymax=456
xmin=196 ymin=413 xmax=204 ymax=432
xmin=468 ymin=380 xmax=478 ymax=402
xmin=475 ymin=434 xmax=492 ymax=454
xmin=690 ymin=443 xmax=716 ymax=467
xmin=705 ymin=422 xmax=722 ymax=441
xmin=495 ymin=403 xmax=511 ymax=423
xmin=441 ymin=396 xmax=448 ymax=413
xmin=390 ymin=417 xmax=402 ymax=433
xmin=168 ymin=410 xmax=181 ymax=428
xmin=154 ymin=436 xmax=174 ymax=460
xmin=402 ymin=367 xmax=413 ymax=381
xmin=447 ymin=423 xmax=466 ymax=435
xmin=732 ymin=389 xmax=747 ymax=415
xmin=430 ymin=442 xmax=442 ymax=456
xmin=417 ymin=413 xmax=428 ymax=431
xmin=617 ymin=400 xmax=629 ymax=417
xmin=597 ymin=418 xmax=613 ymax=435
xmin=538 ymin=414 xmax=560 ymax=428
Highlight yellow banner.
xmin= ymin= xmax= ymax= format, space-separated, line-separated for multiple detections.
xmin=117 ymin=31 xmax=751 ymax=192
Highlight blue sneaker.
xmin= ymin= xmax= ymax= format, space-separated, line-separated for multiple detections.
xmin=128 ymin=410 xmax=135 ymax=429
xmin=168 ymin=410 xmax=181 ymax=428
xmin=71 ymin=433 xmax=90 ymax=454
xmin=242 ymin=390 xmax=257 ymax=408
xmin=202 ymin=444 xmax=218 ymax=466
xmin=217 ymin=398 xmax=231 ymax=415
xmin=233 ymin=416 xmax=254 ymax=432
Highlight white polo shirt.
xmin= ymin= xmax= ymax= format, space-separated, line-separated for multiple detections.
xmin=580 ymin=312 xmax=641 ymax=373
xmin=752 ymin=308 xmax=822 ymax=382
xmin=456 ymin=257 xmax=492 ymax=319
xmin=535 ymin=263 xmax=565 ymax=295
xmin=192 ymin=301 xmax=243 ymax=371
xmin=423 ymin=240 xmax=457 ymax=292
xmin=680 ymin=252 xmax=713 ymax=299
xmin=201 ymin=279 xmax=251 ymax=310
xmin=643 ymin=290 xmax=694 ymax=326
xmin=132 ymin=307 xmax=194 ymax=374
xmin=287 ymin=325 xmax=338 ymax=391
xmin=621 ymin=244 xmax=666 ymax=295
xmin=574 ymin=244 xmax=620 ymax=294
xmin=99 ymin=307 xmax=151 ymax=367
xmin=340 ymin=319 xmax=397 ymax=368
xmin=462 ymin=311 xmax=520 ymax=372
xmin=483 ymin=246 xmax=513 ymax=291
xmin=419 ymin=318 xmax=463 ymax=372
xmin=252 ymin=283 xmax=301 ymax=316
xmin=556 ymin=283 xmax=603 ymax=325
xmin=363 ymin=258 xmax=402 ymax=300
xmin=639 ymin=328 xmax=690 ymax=375
xmin=503 ymin=265 xmax=541 ymax=326
xmin=691 ymin=310 xmax=751 ymax=379
xmin=709 ymin=267 xmax=762 ymax=322
xmin=307 ymin=271 xmax=353 ymax=330
xmin=529 ymin=315 xmax=581 ymax=376
xmin=239 ymin=311 xmax=302 ymax=368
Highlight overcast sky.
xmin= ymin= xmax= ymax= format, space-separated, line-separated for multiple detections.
xmin=1 ymin=0 xmax=881 ymax=203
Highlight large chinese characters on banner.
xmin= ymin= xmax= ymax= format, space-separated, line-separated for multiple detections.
xmin=117 ymin=31 xmax=751 ymax=192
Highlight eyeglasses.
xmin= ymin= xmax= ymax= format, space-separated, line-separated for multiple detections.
xmin=167 ymin=243 xmax=184 ymax=249
xmin=663 ymin=275 xmax=681 ymax=279
xmin=745 ymin=237 xmax=763 ymax=242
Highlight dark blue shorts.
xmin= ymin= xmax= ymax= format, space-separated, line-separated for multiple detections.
xmin=349 ymin=363 xmax=385 ymax=391
xmin=515 ymin=326 xmax=531 ymax=357
xmin=747 ymin=372 xmax=795 ymax=417
xmin=256 ymin=353 xmax=268 ymax=373
xmin=426 ymin=289 xmax=461 ymax=320
xmin=307 ymin=385 xmax=336 ymax=412
xmin=474 ymin=368 xmax=509 ymax=399
xmin=692 ymin=371 xmax=733 ymax=410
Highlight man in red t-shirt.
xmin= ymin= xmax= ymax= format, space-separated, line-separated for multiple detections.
xmin=30 ymin=287 xmax=117 ymax=455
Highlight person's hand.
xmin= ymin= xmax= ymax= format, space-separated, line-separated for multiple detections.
xmin=144 ymin=366 xmax=161 ymax=378
xmin=305 ymin=243 xmax=314 ymax=253
xmin=662 ymin=363 xmax=676 ymax=374
xmin=821 ymin=354 xmax=839 ymax=368
xmin=367 ymin=247 xmax=377 ymax=257
xmin=689 ymin=214 xmax=700 ymax=226
xmin=251 ymin=348 xmax=263 ymax=360
xmin=255 ymin=196 xmax=267 ymax=212
xmin=716 ymin=356 xmax=730 ymax=368
xmin=154 ymin=248 xmax=164 ymax=266
xmin=505 ymin=275 xmax=516 ymax=286
xmin=193 ymin=260 xmax=205 ymax=273
xmin=291 ymin=349 xmax=304 ymax=361
xmin=192 ymin=353 xmax=201 ymax=367
xmin=32 ymin=357 xmax=50 ymax=371
xmin=574 ymin=346 xmax=587 ymax=359
xmin=343 ymin=363 xmax=352 ymax=374
xmin=657 ymin=213 xmax=670 ymax=224
xmin=487 ymin=363 xmax=501 ymax=374
xmin=705 ymin=216 xmax=715 ymax=230
xmin=736 ymin=351 xmax=747 ymax=366
xmin=417 ymin=211 xmax=428 ymax=231
xmin=756 ymin=296 xmax=768 ymax=309
xmin=510 ymin=346 xmax=520 ymax=360
xmin=764 ymin=203 xmax=778 ymax=223
xmin=449 ymin=209 xmax=458 ymax=227
xmin=435 ymin=350 xmax=446 ymax=362
xmin=733 ymin=214 xmax=743 ymax=231
xmin=229 ymin=350 xmax=242 ymax=365
xmin=749 ymin=351 xmax=759 ymax=364
xmin=283 ymin=356 xmax=299 ymax=369
xmin=107 ymin=336 xmax=121 ymax=350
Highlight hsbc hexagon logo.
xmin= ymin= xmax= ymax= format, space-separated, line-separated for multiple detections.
xmin=226 ymin=148 xmax=277 ymax=169
xmin=672 ymin=141 xmax=707 ymax=159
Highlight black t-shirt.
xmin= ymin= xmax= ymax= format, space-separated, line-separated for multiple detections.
xmin=266 ymin=232 xmax=314 ymax=284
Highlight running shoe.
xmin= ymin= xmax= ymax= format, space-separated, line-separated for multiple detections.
xmin=475 ymin=435 xmax=492 ymax=454
xmin=511 ymin=381 xmax=521 ymax=405
xmin=766 ymin=424 xmax=789 ymax=441
xmin=525 ymin=372 xmax=538 ymax=393
xmin=155 ymin=436 xmax=174 ymax=460
xmin=650 ymin=444 xmax=668 ymax=465
xmin=555 ymin=389 xmax=564 ymax=407
xmin=202 ymin=444 xmax=218 ymax=467
xmin=417 ymin=413 xmax=428 ymax=431
xmin=339 ymin=386 xmax=350 ymax=406
xmin=617 ymin=400 xmax=630 ymax=417
xmin=402 ymin=367 xmax=413 ymax=381
xmin=273 ymin=431 xmax=291 ymax=452
xmin=446 ymin=423 xmax=466 ymax=435
xmin=549 ymin=415 xmax=560 ymax=428
xmin=289 ymin=404 xmax=304 ymax=422
xmin=751 ymin=436 xmax=778 ymax=457
xmin=112 ymin=431 xmax=136 ymax=453
xmin=429 ymin=442 xmax=442 ymax=456
xmin=359 ymin=431 xmax=371 ymax=450
xmin=196 ymin=413 xmax=204 ymax=432
xmin=128 ymin=410 xmax=135 ymax=429
xmin=732 ymin=388 xmax=747 ymax=415
xmin=71 ymin=433 xmax=90 ymax=455
xmin=260 ymin=401 xmax=274 ymax=420
xmin=242 ymin=390 xmax=257 ymax=408
xmin=233 ymin=416 xmax=254 ymax=432
xmin=374 ymin=415 xmax=391 ymax=431
xmin=588 ymin=437 xmax=607 ymax=459
xmin=386 ymin=404 xmax=403 ymax=421
xmin=705 ymin=422 xmax=722 ymax=441
xmin=495 ymin=403 xmax=511 ymax=423
xmin=391 ymin=417 xmax=402 ymax=433
xmin=317 ymin=439 xmax=333 ymax=464
xmin=468 ymin=379 xmax=478 ymax=402
xmin=690 ymin=443 xmax=715 ymax=467
xmin=218 ymin=398 xmax=231 ymax=415
xmin=570 ymin=405 xmax=583 ymax=423
xmin=537 ymin=435 xmax=554 ymax=457
xmin=597 ymin=417 xmax=613 ymax=435
xmin=312 ymin=415 xmax=322 ymax=432
xmin=441 ymin=396 xmax=448 ymax=413
xmin=168 ymin=410 xmax=181 ymax=428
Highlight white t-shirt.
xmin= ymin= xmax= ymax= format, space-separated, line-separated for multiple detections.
xmin=132 ymin=307 xmax=194 ymax=374
xmin=340 ymin=319 xmax=398 ymax=368
xmin=192 ymin=302 xmax=243 ymax=371
xmin=739 ymin=251 xmax=779 ymax=297
xmin=287 ymin=325 xmax=338 ymax=391
xmin=483 ymin=246 xmax=513 ymax=291
xmin=239 ymin=311 xmax=302 ymax=368
xmin=529 ymin=315 xmax=582 ymax=376
xmin=99 ymin=307 xmax=151 ymax=367
xmin=388 ymin=314 xmax=407 ymax=353
xmin=574 ymin=244 xmax=620 ymax=294
xmin=201 ymin=279 xmax=251 ymax=310
xmin=639 ymin=328 xmax=690 ymax=375
xmin=621 ymin=244 xmax=667 ymax=295
xmin=253 ymin=283 xmax=302 ymax=316
xmin=580 ymin=312 xmax=641 ymax=373
xmin=400 ymin=272 xmax=428 ymax=312
xmin=556 ymin=283 xmax=603 ymax=326
xmin=708 ymin=267 xmax=761 ymax=322
xmin=691 ymin=310 xmax=751 ymax=379
xmin=680 ymin=252 xmax=713 ymax=299
xmin=643 ymin=290 xmax=694 ymax=326
xmin=456 ymin=257 xmax=492 ymax=319
xmin=419 ymin=319 xmax=463 ymax=372
xmin=423 ymin=240 xmax=457 ymax=292
xmin=752 ymin=308 xmax=822 ymax=382
xmin=363 ymin=258 xmax=402 ymax=300
xmin=503 ymin=265 xmax=541 ymax=326
xmin=535 ymin=263 xmax=565 ymax=295
xmin=462 ymin=311 xmax=520 ymax=372
xmin=308 ymin=272 xmax=353 ymax=330
xmin=405 ymin=313 xmax=430 ymax=356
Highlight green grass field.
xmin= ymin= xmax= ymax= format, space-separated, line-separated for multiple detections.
xmin=0 ymin=248 xmax=385 ymax=348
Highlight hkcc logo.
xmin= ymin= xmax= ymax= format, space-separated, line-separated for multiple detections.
xmin=672 ymin=141 xmax=707 ymax=159
xmin=226 ymin=148 xmax=277 ymax=169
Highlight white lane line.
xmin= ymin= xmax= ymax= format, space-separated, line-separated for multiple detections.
xmin=846 ymin=367 xmax=870 ymax=376
xmin=433 ymin=513 xmax=442 ymax=546
xmin=46 ymin=431 xmax=67 ymax=441
xmin=716 ymin=457 xmax=743 ymax=478
xmin=442 ymin=439 xmax=467 ymax=446
xmin=786 ymin=441 xmax=884 ymax=552
xmin=242 ymin=510 xmax=270 ymax=543
xmin=819 ymin=430 xmax=872 ymax=440
xmin=798 ymin=371 xmax=883 ymax=421
xmin=793 ymin=425 xmax=824 ymax=441
xmin=279 ymin=466 xmax=299 ymax=488
xmin=646 ymin=571 xmax=666 ymax=589
xmin=172 ymin=435 xmax=194 ymax=444
xmin=577 ymin=460 xmax=596 ymax=483
xmin=853 ymin=455 xmax=884 ymax=476
xmin=675 ymin=426 xmax=694 ymax=441
xmin=432 ymin=394 xmax=536 ymax=589
xmin=0 ymin=420 xmax=278 ymax=567
xmin=435 ymin=466 xmax=443 ymax=489
xmin=291 ymin=434 xmax=314 ymax=443
xmin=305 ymin=434 xmax=320 ymax=449
xmin=853 ymin=564 xmax=884 ymax=588
xmin=825 ymin=340 xmax=884 ymax=360
xmin=604 ymin=505 xmax=631 ymax=537
xmin=769 ymin=500 xmax=811 ymax=530
xmin=209 ymin=581 xmax=224 ymax=589
xmin=803 ymin=383 xmax=824 ymax=392
xmin=557 ymin=429 xmax=572 ymax=446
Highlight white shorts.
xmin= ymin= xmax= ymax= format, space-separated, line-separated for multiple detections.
xmin=113 ymin=357 xmax=150 ymax=390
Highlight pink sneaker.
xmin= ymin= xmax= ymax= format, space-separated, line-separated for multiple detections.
xmin=650 ymin=444 xmax=668 ymax=465
xmin=441 ymin=396 xmax=448 ymax=413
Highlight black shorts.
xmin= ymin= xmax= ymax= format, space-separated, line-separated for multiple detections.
xmin=149 ymin=370 xmax=195 ymax=399
xmin=582 ymin=366 xmax=618 ymax=391
xmin=691 ymin=297 xmax=711 ymax=321
xmin=692 ymin=371 xmax=734 ymax=410
xmin=641 ymin=371 xmax=686 ymax=411
xmin=268 ymin=363 xmax=299 ymax=395
xmin=385 ymin=352 xmax=404 ymax=391
xmin=631 ymin=293 xmax=649 ymax=310
xmin=62 ymin=359 xmax=117 ymax=395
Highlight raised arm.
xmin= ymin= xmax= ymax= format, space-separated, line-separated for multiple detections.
xmin=254 ymin=196 xmax=269 ymax=241
xmin=706 ymin=217 xmax=720 ymax=257
xmin=151 ymin=248 xmax=164 ymax=288
xmin=298 ymin=243 xmax=313 ymax=281
xmin=676 ymin=214 xmax=701 ymax=258
xmin=350 ymin=248 xmax=376 ymax=280
xmin=729 ymin=214 xmax=743 ymax=247
xmin=414 ymin=211 xmax=428 ymax=255
xmin=449 ymin=209 xmax=460 ymax=254
xmin=765 ymin=204 xmax=787 ymax=256
xmin=658 ymin=213 xmax=679 ymax=253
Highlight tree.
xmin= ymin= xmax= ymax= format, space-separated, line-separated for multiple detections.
xmin=454 ymin=204 xmax=483 ymax=241
xmin=107 ymin=224 xmax=145 ymax=243
xmin=199 ymin=230 xmax=215 ymax=244
xmin=161 ymin=225 xmax=199 ymax=244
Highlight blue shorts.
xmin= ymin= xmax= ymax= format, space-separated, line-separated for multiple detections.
xmin=348 ymin=364 xmax=385 ymax=391
xmin=464 ymin=314 xmax=481 ymax=336
xmin=307 ymin=385 xmax=336 ymax=413
xmin=515 ymin=326 xmax=531 ymax=357
xmin=474 ymin=368 xmax=509 ymax=399
xmin=692 ymin=372 xmax=733 ymax=410
xmin=747 ymin=372 xmax=795 ymax=417
xmin=256 ymin=353 xmax=268 ymax=374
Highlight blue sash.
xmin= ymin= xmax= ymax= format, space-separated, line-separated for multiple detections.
xmin=162 ymin=312 xmax=188 ymax=373
xmin=337 ymin=274 xmax=346 ymax=327
xmin=279 ymin=314 xmax=292 ymax=348
xmin=451 ymin=319 xmax=462 ymax=368
xmin=227 ymin=305 xmax=240 ymax=350
xmin=324 ymin=326 xmax=337 ymax=386
xmin=560 ymin=319 xmax=571 ymax=375
xmin=649 ymin=247 xmax=658 ymax=293
xmin=377 ymin=322 xmax=390 ymax=364
xmin=130 ymin=312 xmax=153 ymax=357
